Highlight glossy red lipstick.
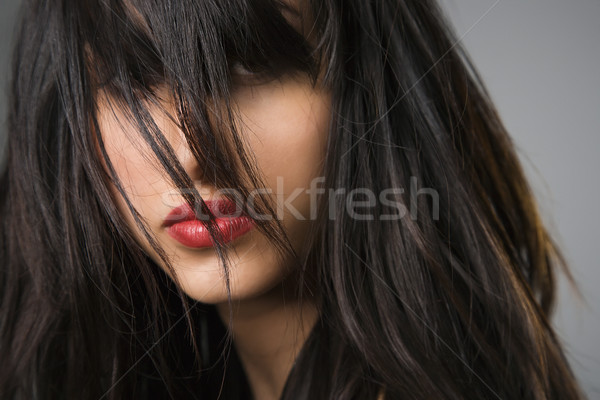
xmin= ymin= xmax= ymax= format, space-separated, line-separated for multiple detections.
xmin=163 ymin=200 xmax=253 ymax=248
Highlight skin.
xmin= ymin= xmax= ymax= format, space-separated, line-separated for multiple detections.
xmin=97 ymin=72 xmax=329 ymax=302
xmin=96 ymin=4 xmax=329 ymax=397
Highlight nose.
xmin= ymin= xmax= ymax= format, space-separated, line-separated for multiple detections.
xmin=158 ymin=106 xmax=206 ymax=184
xmin=175 ymin=138 xmax=204 ymax=183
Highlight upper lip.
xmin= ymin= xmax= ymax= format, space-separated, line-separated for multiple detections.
xmin=162 ymin=199 xmax=239 ymax=227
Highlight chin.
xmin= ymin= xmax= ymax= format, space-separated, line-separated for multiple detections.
xmin=166 ymin=235 xmax=290 ymax=305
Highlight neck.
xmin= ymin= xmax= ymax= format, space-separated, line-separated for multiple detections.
xmin=216 ymin=283 xmax=318 ymax=400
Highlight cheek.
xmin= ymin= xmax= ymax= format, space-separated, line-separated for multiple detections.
xmin=94 ymin=100 xmax=177 ymax=254
xmin=97 ymin=107 xmax=155 ymax=214
xmin=235 ymin=79 xmax=331 ymax=219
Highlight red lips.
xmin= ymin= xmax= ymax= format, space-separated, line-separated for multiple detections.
xmin=163 ymin=199 xmax=254 ymax=248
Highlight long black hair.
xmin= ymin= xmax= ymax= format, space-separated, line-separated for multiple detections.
xmin=0 ymin=0 xmax=583 ymax=399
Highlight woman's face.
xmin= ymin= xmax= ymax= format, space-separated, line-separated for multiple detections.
xmin=97 ymin=67 xmax=330 ymax=303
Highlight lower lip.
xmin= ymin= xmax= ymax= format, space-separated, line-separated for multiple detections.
xmin=166 ymin=216 xmax=254 ymax=248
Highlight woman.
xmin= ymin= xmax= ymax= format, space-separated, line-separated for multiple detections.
xmin=0 ymin=0 xmax=583 ymax=399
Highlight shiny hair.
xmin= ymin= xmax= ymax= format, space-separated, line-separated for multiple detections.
xmin=0 ymin=0 xmax=583 ymax=398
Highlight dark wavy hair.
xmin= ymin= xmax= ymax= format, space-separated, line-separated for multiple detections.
xmin=0 ymin=0 xmax=583 ymax=399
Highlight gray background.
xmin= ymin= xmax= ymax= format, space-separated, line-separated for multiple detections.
xmin=440 ymin=1 xmax=600 ymax=396
xmin=1 ymin=0 xmax=598 ymax=396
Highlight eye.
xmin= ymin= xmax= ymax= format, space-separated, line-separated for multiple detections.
xmin=229 ymin=61 xmax=275 ymax=86
xmin=231 ymin=61 xmax=259 ymax=76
